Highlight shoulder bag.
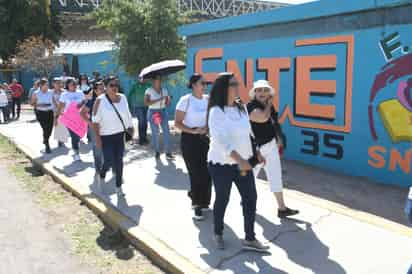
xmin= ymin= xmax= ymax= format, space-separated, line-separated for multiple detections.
xmin=105 ymin=94 xmax=134 ymax=142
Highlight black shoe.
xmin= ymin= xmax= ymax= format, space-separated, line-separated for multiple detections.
xmin=277 ymin=207 xmax=299 ymax=219
xmin=45 ymin=144 xmax=51 ymax=154
xmin=155 ymin=152 xmax=160 ymax=159
xmin=166 ymin=153 xmax=174 ymax=160
xmin=193 ymin=207 xmax=204 ymax=221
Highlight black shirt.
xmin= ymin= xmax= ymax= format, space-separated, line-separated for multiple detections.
xmin=247 ymin=99 xmax=283 ymax=146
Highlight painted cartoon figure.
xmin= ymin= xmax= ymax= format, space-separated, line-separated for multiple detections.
xmin=368 ymin=53 xmax=412 ymax=143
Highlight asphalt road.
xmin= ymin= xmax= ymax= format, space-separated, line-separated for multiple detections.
xmin=0 ymin=163 xmax=95 ymax=274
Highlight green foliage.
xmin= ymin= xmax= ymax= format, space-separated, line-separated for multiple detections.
xmin=94 ymin=0 xmax=186 ymax=75
xmin=0 ymin=0 xmax=62 ymax=62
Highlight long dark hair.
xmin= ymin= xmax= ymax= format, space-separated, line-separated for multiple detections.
xmin=207 ymin=72 xmax=244 ymax=113
xmin=65 ymin=78 xmax=76 ymax=90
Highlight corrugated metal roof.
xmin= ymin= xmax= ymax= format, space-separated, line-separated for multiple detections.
xmin=54 ymin=40 xmax=115 ymax=55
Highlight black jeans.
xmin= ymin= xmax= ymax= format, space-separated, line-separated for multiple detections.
xmin=36 ymin=110 xmax=54 ymax=145
xmin=181 ymin=132 xmax=212 ymax=208
xmin=134 ymin=106 xmax=148 ymax=142
xmin=100 ymin=132 xmax=125 ymax=187
xmin=208 ymin=163 xmax=257 ymax=241
xmin=11 ymin=97 xmax=21 ymax=118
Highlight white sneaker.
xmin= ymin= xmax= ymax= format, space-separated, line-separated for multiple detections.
xmin=116 ymin=186 xmax=125 ymax=197
xmin=73 ymin=154 xmax=81 ymax=162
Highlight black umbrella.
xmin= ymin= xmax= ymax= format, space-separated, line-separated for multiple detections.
xmin=139 ymin=60 xmax=186 ymax=80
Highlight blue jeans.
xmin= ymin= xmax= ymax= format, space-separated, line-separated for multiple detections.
xmin=208 ymin=163 xmax=257 ymax=241
xmin=100 ymin=132 xmax=125 ymax=187
xmin=133 ymin=106 xmax=148 ymax=142
xmin=147 ymin=108 xmax=170 ymax=153
xmin=68 ymin=128 xmax=80 ymax=153
xmin=88 ymin=126 xmax=103 ymax=173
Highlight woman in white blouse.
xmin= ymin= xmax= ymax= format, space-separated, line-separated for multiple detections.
xmin=175 ymin=74 xmax=211 ymax=221
xmin=207 ymin=72 xmax=268 ymax=252
xmin=92 ymin=76 xmax=133 ymax=196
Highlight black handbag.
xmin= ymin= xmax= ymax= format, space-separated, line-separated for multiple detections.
xmin=105 ymin=94 xmax=134 ymax=142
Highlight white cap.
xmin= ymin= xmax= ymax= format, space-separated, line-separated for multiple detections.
xmin=249 ymin=80 xmax=275 ymax=99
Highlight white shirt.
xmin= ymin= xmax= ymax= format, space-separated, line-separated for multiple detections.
xmin=207 ymin=106 xmax=254 ymax=165
xmin=92 ymin=94 xmax=133 ymax=136
xmin=34 ymin=89 xmax=54 ymax=111
xmin=0 ymin=90 xmax=8 ymax=107
xmin=145 ymin=87 xmax=168 ymax=109
xmin=176 ymin=94 xmax=208 ymax=128
xmin=59 ymin=90 xmax=85 ymax=112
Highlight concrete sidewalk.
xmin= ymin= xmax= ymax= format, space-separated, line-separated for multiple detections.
xmin=1 ymin=113 xmax=411 ymax=274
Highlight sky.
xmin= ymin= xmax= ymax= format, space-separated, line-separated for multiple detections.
xmin=268 ymin=0 xmax=318 ymax=4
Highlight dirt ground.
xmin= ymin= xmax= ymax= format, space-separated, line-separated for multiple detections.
xmin=0 ymin=135 xmax=164 ymax=274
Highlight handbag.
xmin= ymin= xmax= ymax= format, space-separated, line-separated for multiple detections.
xmin=105 ymin=94 xmax=134 ymax=142
xmin=151 ymin=89 xmax=164 ymax=126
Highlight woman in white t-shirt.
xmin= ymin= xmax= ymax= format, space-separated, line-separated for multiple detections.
xmin=57 ymin=78 xmax=86 ymax=161
xmin=144 ymin=75 xmax=173 ymax=159
xmin=31 ymin=79 xmax=54 ymax=154
xmin=175 ymin=74 xmax=211 ymax=221
xmin=92 ymin=76 xmax=133 ymax=197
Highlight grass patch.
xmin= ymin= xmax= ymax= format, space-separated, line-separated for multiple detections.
xmin=0 ymin=133 xmax=163 ymax=274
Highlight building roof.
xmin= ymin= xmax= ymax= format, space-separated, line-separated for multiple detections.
xmin=179 ymin=0 xmax=412 ymax=37
xmin=54 ymin=40 xmax=115 ymax=55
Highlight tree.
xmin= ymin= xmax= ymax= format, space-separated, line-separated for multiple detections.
xmin=14 ymin=36 xmax=62 ymax=78
xmin=93 ymin=0 xmax=186 ymax=75
xmin=0 ymin=0 xmax=62 ymax=62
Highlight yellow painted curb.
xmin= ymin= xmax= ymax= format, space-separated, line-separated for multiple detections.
xmin=0 ymin=133 xmax=205 ymax=274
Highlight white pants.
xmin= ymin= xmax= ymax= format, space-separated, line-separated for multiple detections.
xmin=253 ymin=138 xmax=283 ymax=193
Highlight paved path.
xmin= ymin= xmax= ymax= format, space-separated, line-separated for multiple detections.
xmin=1 ymin=114 xmax=411 ymax=274
xmin=0 ymin=161 xmax=96 ymax=274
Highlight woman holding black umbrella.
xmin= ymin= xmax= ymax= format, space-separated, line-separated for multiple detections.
xmin=144 ymin=75 xmax=173 ymax=159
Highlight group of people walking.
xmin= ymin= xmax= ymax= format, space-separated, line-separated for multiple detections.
xmin=176 ymin=72 xmax=298 ymax=251
xmin=0 ymin=79 xmax=24 ymax=123
xmin=26 ymin=70 xmax=299 ymax=252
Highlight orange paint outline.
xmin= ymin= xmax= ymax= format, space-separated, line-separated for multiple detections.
xmin=279 ymin=35 xmax=354 ymax=133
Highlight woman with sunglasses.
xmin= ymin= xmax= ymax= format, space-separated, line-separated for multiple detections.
xmin=247 ymin=80 xmax=299 ymax=219
xmin=31 ymin=79 xmax=54 ymax=154
xmin=57 ymin=78 xmax=86 ymax=162
xmin=175 ymin=74 xmax=211 ymax=221
xmin=80 ymin=80 xmax=105 ymax=186
xmin=144 ymin=75 xmax=173 ymax=159
xmin=207 ymin=72 xmax=268 ymax=252
xmin=93 ymin=77 xmax=133 ymax=196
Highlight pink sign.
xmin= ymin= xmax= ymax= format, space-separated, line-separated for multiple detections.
xmin=59 ymin=102 xmax=88 ymax=138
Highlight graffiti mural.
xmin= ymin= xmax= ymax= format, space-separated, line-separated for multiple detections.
xmin=183 ymin=23 xmax=412 ymax=186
